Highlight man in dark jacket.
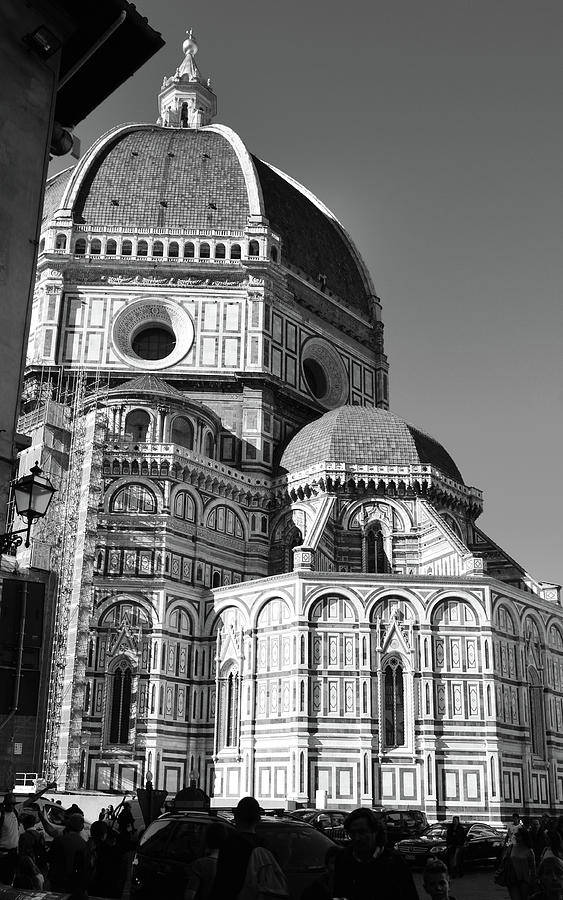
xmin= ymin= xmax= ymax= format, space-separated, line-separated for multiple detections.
xmin=210 ymin=796 xmax=262 ymax=900
xmin=333 ymin=808 xmax=419 ymax=900
xmin=445 ymin=817 xmax=466 ymax=878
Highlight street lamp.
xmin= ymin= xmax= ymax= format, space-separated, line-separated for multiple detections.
xmin=0 ymin=463 xmax=56 ymax=553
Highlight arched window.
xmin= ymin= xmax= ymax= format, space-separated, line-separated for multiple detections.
xmin=137 ymin=240 xmax=148 ymax=257
xmin=249 ymin=240 xmax=260 ymax=257
xmin=171 ymin=416 xmax=194 ymax=450
xmin=204 ymin=433 xmax=215 ymax=459
xmin=109 ymin=663 xmax=132 ymax=744
xmin=200 ymin=242 xmax=210 ymax=259
xmin=111 ymin=484 xmax=157 ymax=514
xmin=215 ymin=243 xmax=226 ymax=259
xmin=122 ymin=240 xmax=132 ymax=256
xmin=106 ymin=239 xmax=117 ymax=255
xmin=230 ymin=243 xmax=241 ymax=260
xmin=218 ymin=668 xmax=239 ymax=749
xmin=153 ymin=240 xmax=164 ymax=257
xmin=125 ymin=409 xmax=150 ymax=441
xmin=75 ymin=238 xmax=86 ymax=255
xmin=55 ymin=233 xmax=67 ymax=250
xmin=207 ymin=505 xmax=244 ymax=539
xmin=212 ymin=571 xmax=221 ymax=588
xmin=173 ymin=491 xmax=195 ymax=522
xmin=383 ymin=657 xmax=405 ymax=749
xmin=90 ymin=238 xmax=101 ymax=255
xmin=270 ymin=246 xmax=278 ymax=262
xmin=366 ymin=524 xmax=390 ymax=573
xmin=169 ymin=241 xmax=179 ymax=258
xmin=184 ymin=241 xmax=195 ymax=258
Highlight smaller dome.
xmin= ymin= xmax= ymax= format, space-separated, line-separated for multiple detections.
xmin=279 ymin=406 xmax=463 ymax=483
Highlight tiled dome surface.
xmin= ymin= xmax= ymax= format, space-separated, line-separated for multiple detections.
xmin=43 ymin=168 xmax=73 ymax=224
xmin=252 ymin=157 xmax=370 ymax=317
xmin=279 ymin=405 xmax=464 ymax=483
xmin=73 ymin=128 xmax=250 ymax=230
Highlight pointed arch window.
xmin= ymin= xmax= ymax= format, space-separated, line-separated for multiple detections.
xmin=366 ymin=524 xmax=390 ymax=573
xmin=218 ymin=668 xmax=239 ymax=749
xmin=383 ymin=657 xmax=405 ymax=749
xmin=109 ymin=663 xmax=132 ymax=744
xmin=529 ymin=667 xmax=545 ymax=757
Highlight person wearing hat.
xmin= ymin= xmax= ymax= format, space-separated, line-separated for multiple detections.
xmin=49 ymin=811 xmax=88 ymax=898
xmin=210 ymin=797 xmax=263 ymax=900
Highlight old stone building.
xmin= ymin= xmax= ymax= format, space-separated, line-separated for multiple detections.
xmin=21 ymin=32 xmax=563 ymax=819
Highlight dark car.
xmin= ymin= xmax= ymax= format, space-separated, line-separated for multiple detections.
xmin=395 ymin=821 xmax=504 ymax=867
xmin=130 ymin=810 xmax=335 ymax=900
xmin=375 ymin=809 xmax=429 ymax=845
xmin=288 ymin=808 xmax=350 ymax=843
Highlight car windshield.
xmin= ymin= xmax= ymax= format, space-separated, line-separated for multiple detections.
xmin=424 ymin=825 xmax=447 ymax=840
xmin=258 ymin=823 xmax=332 ymax=870
xmin=139 ymin=820 xmax=175 ymax=853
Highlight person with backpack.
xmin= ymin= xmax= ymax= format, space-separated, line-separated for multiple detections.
xmin=333 ymin=808 xmax=419 ymax=900
xmin=210 ymin=796 xmax=288 ymax=900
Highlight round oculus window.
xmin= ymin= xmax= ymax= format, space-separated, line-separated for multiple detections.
xmin=301 ymin=337 xmax=349 ymax=409
xmin=111 ymin=298 xmax=194 ymax=370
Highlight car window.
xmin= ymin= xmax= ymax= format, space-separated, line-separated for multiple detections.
xmin=426 ymin=825 xmax=446 ymax=839
xmin=165 ymin=822 xmax=208 ymax=861
xmin=258 ymin=824 xmax=331 ymax=870
xmin=403 ymin=813 xmax=417 ymax=827
xmin=45 ymin=806 xmax=66 ymax=825
xmin=139 ymin=820 xmax=175 ymax=853
xmin=331 ymin=813 xmax=347 ymax=826
xmin=384 ymin=813 xmax=402 ymax=825
xmin=468 ymin=825 xmax=493 ymax=838
xmin=317 ymin=814 xmax=331 ymax=829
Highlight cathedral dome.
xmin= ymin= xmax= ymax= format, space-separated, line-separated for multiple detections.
xmin=50 ymin=122 xmax=374 ymax=317
xmin=279 ymin=405 xmax=464 ymax=483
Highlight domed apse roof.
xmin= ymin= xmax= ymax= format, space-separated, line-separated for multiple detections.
xmin=279 ymin=405 xmax=464 ymax=484
xmin=51 ymin=124 xmax=373 ymax=317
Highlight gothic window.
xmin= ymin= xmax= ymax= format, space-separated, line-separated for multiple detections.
xmin=75 ymin=238 xmax=86 ymax=255
xmin=109 ymin=663 xmax=132 ymax=744
xmin=366 ymin=524 xmax=390 ymax=573
xmin=200 ymin=242 xmax=210 ymax=259
xmin=171 ymin=416 xmax=194 ymax=450
xmin=91 ymin=238 xmax=101 ymax=255
xmin=153 ymin=240 xmax=164 ymax=257
xmin=122 ymin=240 xmax=132 ymax=256
xmin=218 ymin=668 xmax=239 ymax=749
xmin=215 ymin=243 xmax=226 ymax=259
xmin=204 ymin=432 xmax=215 ymax=458
xmin=55 ymin=233 xmax=67 ymax=250
xmin=249 ymin=240 xmax=260 ymax=257
xmin=137 ymin=240 xmax=148 ymax=257
xmin=111 ymin=484 xmax=156 ymax=514
xmin=206 ymin=505 xmax=244 ymax=539
xmin=230 ymin=243 xmax=241 ymax=260
xmin=106 ymin=239 xmax=117 ymax=255
xmin=383 ymin=657 xmax=405 ymax=749
xmin=169 ymin=241 xmax=179 ymax=258
xmin=173 ymin=491 xmax=195 ymax=522
xmin=184 ymin=241 xmax=195 ymax=258
xmin=212 ymin=571 xmax=221 ymax=588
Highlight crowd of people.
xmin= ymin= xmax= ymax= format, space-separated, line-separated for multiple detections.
xmin=0 ymin=790 xmax=137 ymax=898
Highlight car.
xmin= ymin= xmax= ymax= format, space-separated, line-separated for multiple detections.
xmin=130 ymin=809 xmax=336 ymax=900
xmin=374 ymin=809 xmax=429 ymax=845
xmin=287 ymin=808 xmax=350 ymax=843
xmin=395 ymin=821 xmax=504 ymax=868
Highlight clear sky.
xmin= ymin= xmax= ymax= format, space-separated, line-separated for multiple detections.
xmin=53 ymin=0 xmax=563 ymax=585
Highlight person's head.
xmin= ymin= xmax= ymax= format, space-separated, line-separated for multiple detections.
xmin=21 ymin=812 xmax=36 ymax=831
xmin=205 ymin=822 xmax=227 ymax=851
xmin=344 ymin=809 xmax=385 ymax=861
xmin=451 ymin=816 xmax=459 ymax=826
xmin=512 ymin=812 xmax=521 ymax=824
xmin=233 ymin=797 xmax=262 ymax=831
xmin=539 ymin=856 xmax=563 ymax=898
xmin=67 ymin=813 xmax=84 ymax=833
xmin=90 ymin=821 xmax=108 ymax=842
xmin=2 ymin=793 xmax=16 ymax=811
xmin=423 ymin=859 xmax=450 ymax=900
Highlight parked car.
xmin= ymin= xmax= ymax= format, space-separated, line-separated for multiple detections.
xmin=395 ymin=821 xmax=504 ymax=867
xmin=288 ymin=808 xmax=350 ymax=843
xmin=374 ymin=809 xmax=429 ymax=845
xmin=130 ymin=810 xmax=335 ymax=900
